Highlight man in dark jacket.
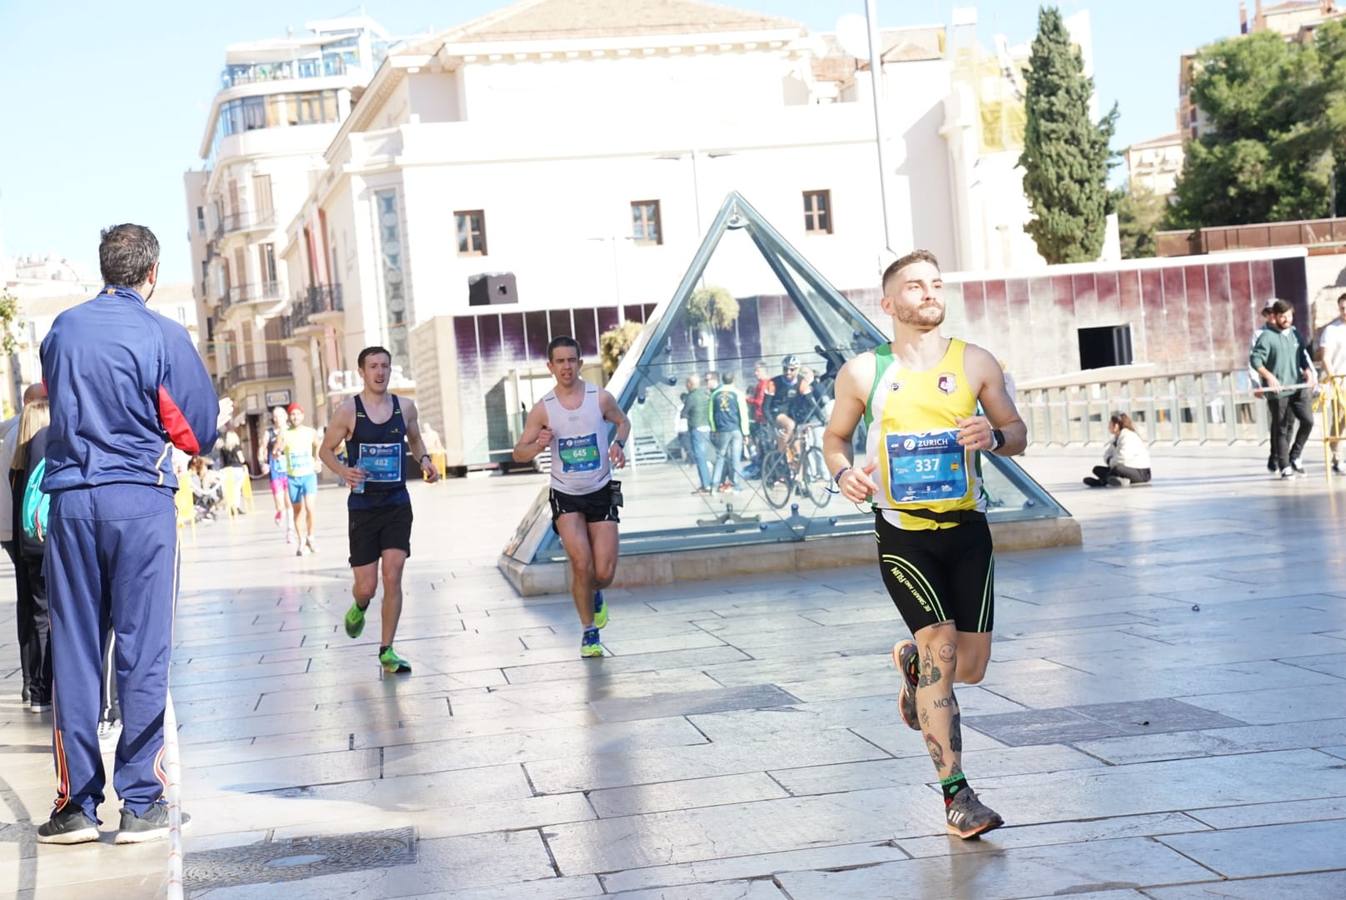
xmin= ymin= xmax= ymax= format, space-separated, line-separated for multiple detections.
xmin=36 ymin=224 xmax=222 ymax=845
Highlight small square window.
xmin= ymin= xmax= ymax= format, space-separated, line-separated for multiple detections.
xmin=803 ymin=190 xmax=832 ymax=234
xmin=631 ymin=200 xmax=662 ymax=245
xmin=456 ymin=209 xmax=487 ymax=256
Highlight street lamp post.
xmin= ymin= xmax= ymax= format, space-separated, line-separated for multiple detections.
xmin=864 ymin=0 xmax=895 ymax=254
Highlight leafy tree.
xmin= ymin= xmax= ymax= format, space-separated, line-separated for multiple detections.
xmin=0 ymin=289 xmax=21 ymax=353
xmin=598 ymin=320 xmax=644 ymax=381
xmin=1018 ymin=6 xmax=1118 ymax=263
xmin=1168 ymin=22 xmax=1346 ymax=228
xmin=1117 ymin=186 xmax=1166 ymax=258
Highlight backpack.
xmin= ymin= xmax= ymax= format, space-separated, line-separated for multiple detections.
xmin=22 ymin=457 xmax=50 ymax=543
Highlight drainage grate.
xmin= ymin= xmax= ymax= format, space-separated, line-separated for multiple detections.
xmin=185 ymin=826 xmax=417 ymax=890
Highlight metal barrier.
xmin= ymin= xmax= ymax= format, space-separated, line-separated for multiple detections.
xmin=1016 ymin=368 xmax=1316 ymax=447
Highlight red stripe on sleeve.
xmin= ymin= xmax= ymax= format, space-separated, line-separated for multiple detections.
xmin=158 ymin=385 xmax=201 ymax=454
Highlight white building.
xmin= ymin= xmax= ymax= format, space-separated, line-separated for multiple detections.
xmin=1124 ymin=131 xmax=1185 ymax=199
xmin=272 ymin=0 xmax=1058 ymax=423
xmin=1 ymin=253 xmax=196 ymax=417
xmin=183 ymin=16 xmax=395 ymax=462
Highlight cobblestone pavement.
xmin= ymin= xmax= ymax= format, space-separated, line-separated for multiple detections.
xmin=2 ymin=446 xmax=1345 ymax=898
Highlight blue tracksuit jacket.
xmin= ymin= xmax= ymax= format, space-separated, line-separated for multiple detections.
xmin=41 ymin=285 xmax=219 ymax=492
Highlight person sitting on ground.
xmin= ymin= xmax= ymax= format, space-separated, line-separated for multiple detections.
xmin=189 ymin=456 xmax=224 ymax=518
xmin=1084 ymin=412 xmax=1152 ymax=487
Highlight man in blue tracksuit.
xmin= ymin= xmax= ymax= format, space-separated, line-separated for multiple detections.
xmin=36 ymin=224 xmax=220 ymax=845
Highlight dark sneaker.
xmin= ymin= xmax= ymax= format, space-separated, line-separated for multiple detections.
xmin=946 ymin=788 xmax=1004 ymax=839
xmin=592 ymin=591 xmax=609 ymax=630
xmin=1105 ymin=476 xmax=1124 ymax=487
xmin=1290 ymin=458 xmax=1306 ymax=475
xmin=115 ymin=803 xmax=190 ymax=845
xmin=581 ymin=627 xmax=603 ymax=658
xmin=1082 ymin=476 xmax=1104 ymax=487
xmin=892 ymin=640 xmax=920 ymax=731
xmin=1333 ymin=459 xmax=1342 ymax=475
xmin=36 ymin=806 xmax=100 ymax=845
xmin=1267 ymin=457 xmax=1277 ymax=473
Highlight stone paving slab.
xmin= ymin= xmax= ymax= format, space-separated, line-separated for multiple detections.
xmin=3 ymin=448 xmax=1346 ymax=897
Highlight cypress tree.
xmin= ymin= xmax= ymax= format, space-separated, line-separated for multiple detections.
xmin=1018 ymin=6 xmax=1118 ymax=263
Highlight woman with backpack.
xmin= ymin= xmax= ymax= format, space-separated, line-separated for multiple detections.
xmin=10 ymin=398 xmax=51 ymax=711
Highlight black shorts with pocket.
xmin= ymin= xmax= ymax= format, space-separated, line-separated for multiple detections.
xmin=549 ymin=482 xmax=620 ymax=531
xmin=348 ymin=502 xmax=413 ymax=567
xmin=875 ymin=510 xmax=995 ymax=634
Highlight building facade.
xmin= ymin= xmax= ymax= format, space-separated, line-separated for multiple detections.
xmin=183 ymin=16 xmax=393 ymax=467
xmin=1123 ymin=131 xmax=1184 ymax=198
xmin=262 ymin=0 xmax=1069 ymax=445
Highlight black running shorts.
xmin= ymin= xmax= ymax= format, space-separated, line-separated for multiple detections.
xmin=874 ymin=510 xmax=995 ymax=634
xmin=549 ymin=482 xmax=619 ymax=531
xmin=348 ymin=502 xmax=413 ymax=567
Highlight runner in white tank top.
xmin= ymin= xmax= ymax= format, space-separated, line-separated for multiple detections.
xmin=513 ymin=336 xmax=630 ymax=658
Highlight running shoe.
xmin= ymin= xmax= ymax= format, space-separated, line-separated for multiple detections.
xmin=593 ymin=591 xmax=609 ymax=630
xmin=945 ymin=788 xmax=1004 ymax=839
xmin=295 ymin=545 xmax=305 ymax=557
xmin=306 ymin=538 xmax=318 ymax=553
xmin=379 ymin=646 xmax=412 ymax=674
xmin=1290 ymin=458 xmax=1306 ymax=475
xmin=893 ymin=640 xmax=920 ymax=731
xmin=1334 ymin=459 xmax=1343 ymax=475
xmin=29 ymin=699 xmax=51 ymax=713
xmin=344 ymin=601 xmax=367 ymax=639
xmin=581 ymin=627 xmax=603 ymax=658
xmin=98 ymin=718 xmax=122 ymax=746
xmin=274 ymin=510 xmax=283 ymax=526
xmin=115 ymin=802 xmax=190 ymax=845
xmin=36 ymin=807 xmax=101 ymax=845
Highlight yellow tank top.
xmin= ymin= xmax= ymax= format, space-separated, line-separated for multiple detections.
xmin=863 ymin=338 xmax=984 ymax=531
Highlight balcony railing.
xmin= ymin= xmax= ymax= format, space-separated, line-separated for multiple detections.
xmin=222 ymin=361 xmax=292 ymax=390
xmin=215 ymin=209 xmax=276 ymax=238
xmin=220 ymin=56 xmax=347 ymax=89
xmin=303 ymin=283 xmax=344 ymax=317
xmin=227 ymin=281 xmax=283 ymax=307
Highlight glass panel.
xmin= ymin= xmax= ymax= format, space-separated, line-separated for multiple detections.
xmin=506 ymin=192 xmax=1072 ymax=566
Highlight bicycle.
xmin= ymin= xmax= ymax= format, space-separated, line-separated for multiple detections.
xmin=759 ymin=422 xmax=832 ymax=510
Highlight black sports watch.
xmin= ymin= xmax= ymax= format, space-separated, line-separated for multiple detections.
xmin=989 ymin=429 xmax=1005 ymax=452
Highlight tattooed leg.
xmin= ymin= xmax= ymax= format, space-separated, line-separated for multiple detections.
xmin=915 ymin=623 xmax=961 ymax=780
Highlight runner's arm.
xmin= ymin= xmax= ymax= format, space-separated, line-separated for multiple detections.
xmin=318 ymin=401 xmax=362 ymax=488
xmin=600 ymin=391 xmax=630 ymax=468
xmin=512 ymin=403 xmax=552 ymax=463
xmin=402 ymin=398 xmax=440 ymax=483
xmin=823 ymin=355 xmax=880 ymax=503
xmin=962 ymin=345 xmax=1027 ymax=455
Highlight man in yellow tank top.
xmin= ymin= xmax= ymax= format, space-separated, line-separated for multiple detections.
xmin=824 ymin=249 xmax=1027 ymax=839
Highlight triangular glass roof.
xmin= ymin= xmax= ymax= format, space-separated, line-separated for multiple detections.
xmin=503 ymin=191 xmax=1070 ymax=567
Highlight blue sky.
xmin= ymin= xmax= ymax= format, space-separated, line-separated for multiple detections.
xmin=0 ymin=1 xmax=1233 ymax=282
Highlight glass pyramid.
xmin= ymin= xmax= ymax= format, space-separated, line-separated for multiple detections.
xmin=502 ymin=192 xmax=1069 ymax=568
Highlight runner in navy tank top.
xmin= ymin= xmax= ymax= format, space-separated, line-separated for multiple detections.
xmin=319 ymin=346 xmax=439 ymax=674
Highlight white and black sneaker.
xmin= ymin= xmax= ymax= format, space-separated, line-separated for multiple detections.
xmin=115 ymin=802 xmax=190 ymax=845
xmin=1290 ymin=458 xmax=1306 ymax=475
xmin=1281 ymin=467 xmax=1297 ymax=479
xmin=36 ymin=807 xmax=100 ymax=845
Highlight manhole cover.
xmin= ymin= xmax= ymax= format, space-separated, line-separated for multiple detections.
xmin=185 ymin=826 xmax=416 ymax=890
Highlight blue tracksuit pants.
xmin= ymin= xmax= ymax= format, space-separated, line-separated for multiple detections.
xmin=45 ymin=484 xmax=177 ymax=820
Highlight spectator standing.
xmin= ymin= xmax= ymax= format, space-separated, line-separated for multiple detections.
xmin=35 ymin=224 xmax=221 ymax=845
xmin=709 ymin=372 xmax=750 ymax=491
xmin=1251 ymin=299 xmax=1316 ymax=478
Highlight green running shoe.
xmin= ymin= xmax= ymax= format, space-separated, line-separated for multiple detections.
xmin=379 ymin=646 xmax=412 ymax=674
xmin=344 ymin=601 xmax=367 ymax=639
xmin=580 ymin=627 xmax=603 ymax=658
xmin=593 ymin=591 xmax=609 ymax=630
